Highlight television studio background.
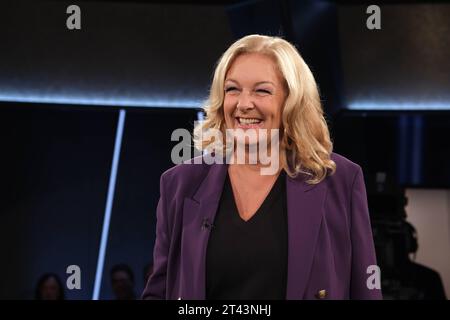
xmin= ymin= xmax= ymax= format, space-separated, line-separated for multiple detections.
xmin=0 ymin=0 xmax=449 ymax=300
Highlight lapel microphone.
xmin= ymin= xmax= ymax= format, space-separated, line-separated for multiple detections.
xmin=201 ymin=218 xmax=214 ymax=230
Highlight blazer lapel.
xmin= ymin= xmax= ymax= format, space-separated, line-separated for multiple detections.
xmin=285 ymin=174 xmax=328 ymax=299
xmin=180 ymin=163 xmax=228 ymax=299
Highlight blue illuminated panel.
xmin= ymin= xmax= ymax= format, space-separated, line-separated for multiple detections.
xmin=0 ymin=93 xmax=202 ymax=109
xmin=348 ymin=101 xmax=450 ymax=111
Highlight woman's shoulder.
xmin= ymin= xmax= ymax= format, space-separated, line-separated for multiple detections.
xmin=159 ymin=155 xmax=213 ymax=189
xmin=328 ymin=152 xmax=363 ymax=186
xmin=331 ymin=152 xmax=361 ymax=173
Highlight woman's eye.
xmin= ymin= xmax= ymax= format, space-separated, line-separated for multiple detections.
xmin=225 ymin=87 xmax=238 ymax=92
xmin=257 ymin=89 xmax=271 ymax=94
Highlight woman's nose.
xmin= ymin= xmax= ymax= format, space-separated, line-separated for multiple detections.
xmin=236 ymin=91 xmax=255 ymax=111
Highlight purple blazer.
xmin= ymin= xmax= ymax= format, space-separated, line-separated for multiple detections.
xmin=142 ymin=152 xmax=383 ymax=300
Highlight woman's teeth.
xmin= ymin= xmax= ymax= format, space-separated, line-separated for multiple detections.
xmin=238 ymin=118 xmax=262 ymax=124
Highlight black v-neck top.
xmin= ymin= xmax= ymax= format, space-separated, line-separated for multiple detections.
xmin=205 ymin=170 xmax=288 ymax=300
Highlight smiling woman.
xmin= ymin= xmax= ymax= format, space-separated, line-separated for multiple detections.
xmin=142 ymin=34 xmax=382 ymax=300
xmin=194 ymin=34 xmax=335 ymax=184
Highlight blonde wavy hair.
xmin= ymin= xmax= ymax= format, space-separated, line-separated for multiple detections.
xmin=193 ymin=34 xmax=336 ymax=184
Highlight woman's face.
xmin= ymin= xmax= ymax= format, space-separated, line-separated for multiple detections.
xmin=223 ymin=53 xmax=287 ymax=143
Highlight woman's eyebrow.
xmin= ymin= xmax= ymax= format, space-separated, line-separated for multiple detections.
xmin=224 ymin=78 xmax=239 ymax=84
xmin=254 ymin=81 xmax=275 ymax=86
xmin=225 ymin=79 xmax=275 ymax=86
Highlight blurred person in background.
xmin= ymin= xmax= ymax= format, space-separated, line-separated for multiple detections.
xmin=35 ymin=273 xmax=65 ymax=300
xmin=110 ymin=264 xmax=136 ymax=300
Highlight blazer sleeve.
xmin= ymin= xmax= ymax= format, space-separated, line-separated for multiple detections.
xmin=349 ymin=166 xmax=383 ymax=299
xmin=142 ymin=173 xmax=170 ymax=300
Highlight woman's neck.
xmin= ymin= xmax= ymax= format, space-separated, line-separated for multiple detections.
xmin=228 ymin=144 xmax=281 ymax=176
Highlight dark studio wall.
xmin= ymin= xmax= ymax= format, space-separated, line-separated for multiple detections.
xmin=0 ymin=1 xmax=232 ymax=299
xmin=0 ymin=103 xmax=198 ymax=299
xmin=0 ymin=104 xmax=116 ymax=299
xmin=99 ymin=108 xmax=198 ymax=299
xmin=0 ymin=1 xmax=233 ymax=106
xmin=333 ymin=3 xmax=450 ymax=187
xmin=339 ymin=4 xmax=450 ymax=108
